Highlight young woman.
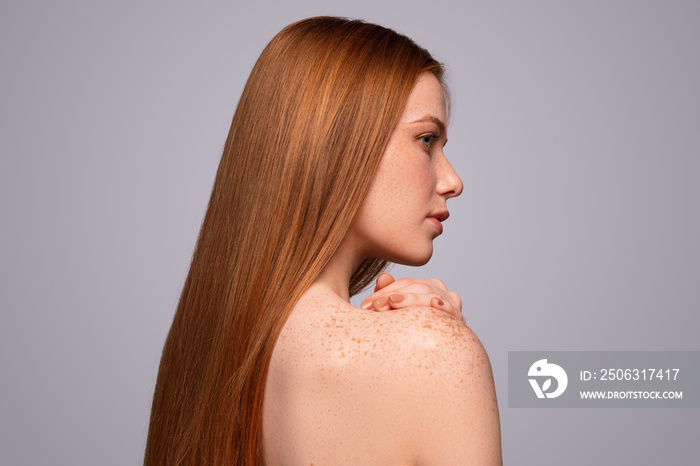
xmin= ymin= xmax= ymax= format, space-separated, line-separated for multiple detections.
xmin=145 ymin=16 xmax=501 ymax=465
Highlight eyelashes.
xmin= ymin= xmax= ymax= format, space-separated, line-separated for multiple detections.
xmin=420 ymin=133 xmax=441 ymax=149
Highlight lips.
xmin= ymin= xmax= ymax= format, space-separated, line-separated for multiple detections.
xmin=427 ymin=210 xmax=449 ymax=234
xmin=429 ymin=211 xmax=450 ymax=222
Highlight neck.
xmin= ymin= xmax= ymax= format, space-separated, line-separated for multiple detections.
xmin=312 ymin=236 xmax=365 ymax=303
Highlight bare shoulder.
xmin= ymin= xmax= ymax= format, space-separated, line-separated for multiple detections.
xmin=376 ymin=304 xmax=490 ymax=372
xmin=376 ymin=306 xmax=502 ymax=465
xmin=263 ymin=292 xmax=502 ymax=465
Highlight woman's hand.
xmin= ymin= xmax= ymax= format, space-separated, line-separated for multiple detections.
xmin=360 ymin=273 xmax=465 ymax=323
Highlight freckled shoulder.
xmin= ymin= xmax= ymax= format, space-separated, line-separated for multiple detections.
xmin=262 ymin=292 xmax=502 ymax=465
xmin=347 ymin=305 xmax=502 ymax=465
xmin=372 ymin=305 xmax=489 ymax=374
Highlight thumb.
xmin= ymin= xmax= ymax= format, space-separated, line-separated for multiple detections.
xmin=374 ymin=273 xmax=395 ymax=292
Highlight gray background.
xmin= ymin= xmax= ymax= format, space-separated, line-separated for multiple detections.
xmin=1 ymin=0 xmax=697 ymax=464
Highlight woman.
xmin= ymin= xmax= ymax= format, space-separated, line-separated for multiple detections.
xmin=145 ymin=16 xmax=501 ymax=465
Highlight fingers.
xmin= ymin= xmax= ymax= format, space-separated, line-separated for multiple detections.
xmin=446 ymin=291 xmax=462 ymax=312
xmin=362 ymin=280 xmax=434 ymax=308
xmin=367 ymin=295 xmax=393 ymax=311
xmin=431 ymin=296 xmax=466 ymax=323
xmin=363 ymin=284 xmax=459 ymax=312
xmin=366 ymin=293 xmax=463 ymax=322
xmin=359 ymin=275 xmax=463 ymax=323
xmin=369 ymin=293 xmax=409 ymax=312
xmin=380 ymin=293 xmax=439 ymax=311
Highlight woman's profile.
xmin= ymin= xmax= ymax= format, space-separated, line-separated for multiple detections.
xmin=145 ymin=16 xmax=501 ymax=465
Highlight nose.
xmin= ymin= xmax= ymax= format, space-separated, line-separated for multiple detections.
xmin=436 ymin=153 xmax=463 ymax=199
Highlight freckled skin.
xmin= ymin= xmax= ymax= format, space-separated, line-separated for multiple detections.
xmin=262 ymin=286 xmax=501 ymax=465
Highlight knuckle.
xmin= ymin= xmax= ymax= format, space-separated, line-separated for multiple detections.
xmin=416 ymin=283 xmax=432 ymax=293
xmin=428 ymin=278 xmax=447 ymax=290
xmin=395 ymin=277 xmax=412 ymax=286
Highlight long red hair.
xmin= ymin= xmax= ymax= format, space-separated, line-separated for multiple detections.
xmin=145 ymin=16 xmax=444 ymax=465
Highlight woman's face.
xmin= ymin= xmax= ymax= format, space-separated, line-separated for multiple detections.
xmin=348 ymin=73 xmax=463 ymax=266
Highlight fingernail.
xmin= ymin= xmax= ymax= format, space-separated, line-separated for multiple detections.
xmin=361 ymin=301 xmax=372 ymax=310
xmin=374 ymin=297 xmax=389 ymax=309
xmin=388 ymin=294 xmax=404 ymax=305
xmin=435 ymin=298 xmax=444 ymax=306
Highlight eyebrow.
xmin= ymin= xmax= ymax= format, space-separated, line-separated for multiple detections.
xmin=406 ymin=116 xmax=447 ymax=139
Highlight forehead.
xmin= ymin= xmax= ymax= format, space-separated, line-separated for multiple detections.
xmin=399 ymin=73 xmax=447 ymax=123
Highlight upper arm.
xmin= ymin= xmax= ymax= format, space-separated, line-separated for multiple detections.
xmin=381 ymin=307 xmax=502 ymax=465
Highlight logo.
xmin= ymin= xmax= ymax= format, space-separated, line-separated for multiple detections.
xmin=528 ymin=359 xmax=568 ymax=398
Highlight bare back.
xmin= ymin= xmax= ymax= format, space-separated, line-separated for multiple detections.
xmin=262 ymin=285 xmax=502 ymax=465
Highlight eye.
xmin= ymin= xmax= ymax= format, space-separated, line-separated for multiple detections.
xmin=420 ymin=134 xmax=438 ymax=148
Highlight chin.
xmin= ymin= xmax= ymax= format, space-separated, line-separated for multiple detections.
xmin=391 ymin=247 xmax=434 ymax=267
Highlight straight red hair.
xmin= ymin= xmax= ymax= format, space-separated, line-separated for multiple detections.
xmin=145 ymin=16 xmax=444 ymax=465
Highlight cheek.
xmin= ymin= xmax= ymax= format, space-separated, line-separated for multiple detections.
xmin=364 ymin=144 xmax=435 ymax=221
xmin=367 ymin=186 xmax=404 ymax=225
xmin=377 ymin=170 xmax=414 ymax=211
